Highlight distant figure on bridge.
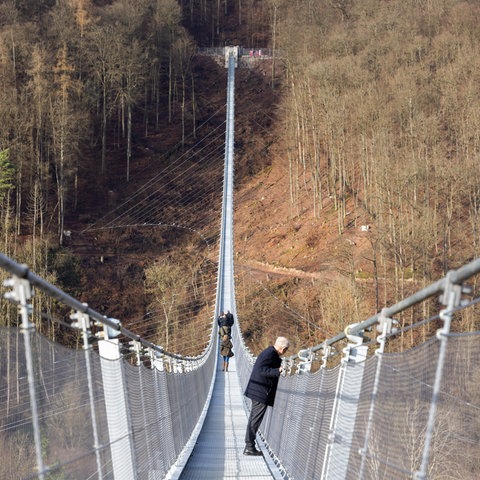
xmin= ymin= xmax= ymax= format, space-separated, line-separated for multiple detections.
xmin=218 ymin=310 xmax=234 ymax=338
xmin=243 ymin=336 xmax=290 ymax=456
xmin=225 ymin=310 xmax=234 ymax=329
xmin=217 ymin=312 xmax=227 ymax=336
xmin=220 ymin=334 xmax=233 ymax=372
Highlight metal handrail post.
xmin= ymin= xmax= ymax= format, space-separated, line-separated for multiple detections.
xmin=358 ymin=309 xmax=398 ymax=478
xmin=71 ymin=309 xmax=104 ymax=480
xmin=5 ymin=275 xmax=46 ymax=479
xmin=413 ymin=273 xmax=463 ymax=479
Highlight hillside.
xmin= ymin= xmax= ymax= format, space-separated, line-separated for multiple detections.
xmin=61 ymin=51 xmax=345 ymax=352
xmin=66 ymin=52 xmax=377 ymax=356
xmin=3 ymin=0 xmax=480 ymax=358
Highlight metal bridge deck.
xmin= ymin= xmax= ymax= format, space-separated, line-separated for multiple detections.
xmin=178 ymin=357 xmax=282 ymax=479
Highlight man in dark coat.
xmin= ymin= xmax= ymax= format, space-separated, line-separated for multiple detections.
xmin=243 ymin=336 xmax=290 ymax=456
xmin=225 ymin=310 xmax=234 ymax=327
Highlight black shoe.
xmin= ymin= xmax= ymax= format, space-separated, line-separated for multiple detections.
xmin=243 ymin=446 xmax=263 ymax=456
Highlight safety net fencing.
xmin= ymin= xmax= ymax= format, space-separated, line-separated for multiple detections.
xmin=236 ymin=308 xmax=480 ymax=480
xmin=0 ymin=325 xmax=216 ymax=480
xmin=233 ymin=259 xmax=480 ymax=480
xmin=251 ymin=332 xmax=480 ymax=480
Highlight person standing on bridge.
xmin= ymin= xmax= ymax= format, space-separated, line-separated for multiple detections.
xmin=218 ymin=311 xmax=233 ymax=338
xmin=220 ymin=334 xmax=233 ymax=372
xmin=225 ymin=310 xmax=234 ymax=331
xmin=243 ymin=336 xmax=290 ymax=456
xmin=217 ymin=312 xmax=228 ymax=337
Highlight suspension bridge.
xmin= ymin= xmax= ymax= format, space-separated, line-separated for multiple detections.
xmin=1 ymin=47 xmax=480 ymax=480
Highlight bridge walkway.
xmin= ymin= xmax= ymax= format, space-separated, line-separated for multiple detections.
xmin=178 ymin=355 xmax=282 ymax=479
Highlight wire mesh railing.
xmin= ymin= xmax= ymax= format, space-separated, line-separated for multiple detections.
xmin=0 ymin=251 xmax=218 ymax=480
xmin=3 ymin=256 xmax=480 ymax=480
xmin=2 ymin=44 xmax=480 ymax=480
xmin=233 ymin=260 xmax=480 ymax=480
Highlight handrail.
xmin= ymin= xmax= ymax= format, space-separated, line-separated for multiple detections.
xmin=0 ymin=252 xmax=208 ymax=362
xmin=287 ymin=258 xmax=480 ymax=361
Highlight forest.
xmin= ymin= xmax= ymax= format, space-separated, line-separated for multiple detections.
xmin=1 ymin=0 xmax=480 ymax=356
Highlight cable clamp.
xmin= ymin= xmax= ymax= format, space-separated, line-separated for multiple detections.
xmin=439 ymin=271 xmax=469 ymax=308
xmin=321 ymin=345 xmax=333 ymax=369
xmin=375 ymin=308 xmax=399 ymax=355
xmin=3 ymin=274 xmax=34 ymax=328
xmin=70 ymin=306 xmax=94 ymax=349
xmin=297 ymin=348 xmax=314 ymax=373
xmin=343 ymin=323 xmax=367 ymax=364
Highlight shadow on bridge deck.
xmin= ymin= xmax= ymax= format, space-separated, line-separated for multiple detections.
xmin=178 ymin=357 xmax=283 ymax=479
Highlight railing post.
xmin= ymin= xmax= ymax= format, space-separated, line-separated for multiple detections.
xmin=4 ymin=274 xmax=45 ymax=479
xmin=321 ymin=323 xmax=368 ymax=480
xmin=358 ymin=309 xmax=398 ymax=479
xmin=128 ymin=339 xmax=142 ymax=366
xmin=98 ymin=334 xmax=137 ymax=479
xmin=304 ymin=346 xmax=331 ymax=479
xmin=413 ymin=272 xmax=465 ymax=479
xmin=153 ymin=354 xmax=165 ymax=371
xmin=71 ymin=308 xmax=104 ymax=480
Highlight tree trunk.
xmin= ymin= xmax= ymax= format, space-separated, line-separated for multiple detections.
xmin=127 ymin=104 xmax=132 ymax=182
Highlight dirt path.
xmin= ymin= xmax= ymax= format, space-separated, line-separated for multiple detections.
xmin=236 ymin=258 xmax=336 ymax=282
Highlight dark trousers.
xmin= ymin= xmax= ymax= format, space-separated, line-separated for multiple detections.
xmin=245 ymin=399 xmax=268 ymax=448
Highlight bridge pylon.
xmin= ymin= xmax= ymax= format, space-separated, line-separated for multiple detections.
xmin=224 ymin=46 xmax=239 ymax=68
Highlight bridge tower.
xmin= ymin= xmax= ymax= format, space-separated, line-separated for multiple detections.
xmin=224 ymin=45 xmax=239 ymax=68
